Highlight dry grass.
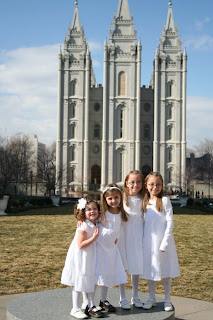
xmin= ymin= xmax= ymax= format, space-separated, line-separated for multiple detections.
xmin=0 ymin=206 xmax=212 ymax=302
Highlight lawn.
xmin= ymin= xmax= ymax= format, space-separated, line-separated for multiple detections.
xmin=0 ymin=205 xmax=212 ymax=302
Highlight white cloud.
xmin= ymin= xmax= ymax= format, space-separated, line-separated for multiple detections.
xmin=185 ymin=34 xmax=213 ymax=51
xmin=187 ymin=96 xmax=213 ymax=148
xmin=195 ymin=17 xmax=211 ymax=31
xmin=0 ymin=45 xmax=60 ymax=146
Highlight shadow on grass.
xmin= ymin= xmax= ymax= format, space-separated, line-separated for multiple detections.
xmin=173 ymin=206 xmax=213 ymax=215
xmin=5 ymin=203 xmax=75 ymax=216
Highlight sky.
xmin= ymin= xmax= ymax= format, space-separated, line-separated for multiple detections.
xmin=0 ymin=0 xmax=213 ymax=149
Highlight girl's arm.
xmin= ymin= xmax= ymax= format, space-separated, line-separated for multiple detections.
xmin=159 ymin=197 xmax=174 ymax=252
xmin=77 ymin=228 xmax=99 ymax=249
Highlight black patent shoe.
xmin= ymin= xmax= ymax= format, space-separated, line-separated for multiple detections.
xmin=99 ymin=300 xmax=116 ymax=313
xmin=85 ymin=305 xmax=104 ymax=318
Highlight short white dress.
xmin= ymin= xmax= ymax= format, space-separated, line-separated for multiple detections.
xmin=96 ymin=210 xmax=127 ymax=287
xmin=61 ymin=220 xmax=96 ymax=292
xmin=123 ymin=195 xmax=144 ymax=275
xmin=142 ymin=196 xmax=180 ymax=281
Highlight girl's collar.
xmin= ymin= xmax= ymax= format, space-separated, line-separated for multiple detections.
xmin=85 ymin=219 xmax=96 ymax=227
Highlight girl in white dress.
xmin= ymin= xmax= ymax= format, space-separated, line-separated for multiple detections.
xmin=142 ymin=172 xmax=180 ymax=312
xmin=61 ymin=198 xmax=104 ymax=319
xmin=96 ymin=184 xmax=128 ymax=313
xmin=119 ymin=170 xmax=144 ymax=310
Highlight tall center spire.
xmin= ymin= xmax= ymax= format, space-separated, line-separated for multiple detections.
xmin=117 ymin=0 xmax=131 ymax=20
xmin=71 ymin=0 xmax=81 ymax=30
xmin=166 ymin=0 xmax=175 ymax=31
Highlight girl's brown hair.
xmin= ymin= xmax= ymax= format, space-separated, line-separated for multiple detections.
xmin=100 ymin=183 xmax=128 ymax=224
xmin=74 ymin=197 xmax=100 ymax=221
xmin=142 ymin=172 xmax=164 ymax=213
xmin=123 ymin=170 xmax=144 ymax=209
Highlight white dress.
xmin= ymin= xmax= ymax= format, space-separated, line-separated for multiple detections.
xmin=61 ymin=220 xmax=96 ymax=292
xmin=143 ymin=196 xmax=180 ymax=281
xmin=96 ymin=210 xmax=127 ymax=287
xmin=123 ymin=195 xmax=144 ymax=275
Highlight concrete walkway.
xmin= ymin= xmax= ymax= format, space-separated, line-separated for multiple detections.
xmin=1 ymin=288 xmax=212 ymax=320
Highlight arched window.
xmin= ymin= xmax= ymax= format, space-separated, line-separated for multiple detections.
xmin=168 ymin=148 xmax=172 ymax=162
xmin=94 ymin=124 xmax=100 ymax=139
xmin=117 ymin=105 xmax=125 ymax=139
xmin=70 ymin=145 xmax=75 ymax=161
xmin=144 ymin=124 xmax=150 ymax=140
xmin=70 ymin=166 xmax=75 ymax=182
xmin=168 ymin=169 xmax=172 ymax=183
xmin=168 ymin=126 xmax=172 ymax=140
xmin=71 ymin=80 xmax=77 ymax=96
xmin=118 ymin=72 xmax=126 ymax=96
xmin=116 ymin=147 xmax=125 ymax=182
xmin=70 ymin=124 xmax=75 ymax=139
xmin=91 ymin=165 xmax=101 ymax=184
xmin=167 ymin=104 xmax=172 ymax=120
xmin=167 ymin=81 xmax=174 ymax=97
xmin=70 ymin=103 xmax=76 ymax=118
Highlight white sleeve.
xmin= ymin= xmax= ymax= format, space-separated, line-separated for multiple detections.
xmin=159 ymin=197 xmax=174 ymax=252
xmin=78 ymin=222 xmax=88 ymax=232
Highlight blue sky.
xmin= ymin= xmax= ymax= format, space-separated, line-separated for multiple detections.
xmin=0 ymin=0 xmax=213 ymax=149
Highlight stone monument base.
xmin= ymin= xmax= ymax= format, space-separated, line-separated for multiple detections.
xmin=7 ymin=287 xmax=175 ymax=320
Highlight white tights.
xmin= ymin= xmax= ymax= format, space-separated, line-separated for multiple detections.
xmin=148 ymin=277 xmax=171 ymax=302
xmin=119 ymin=275 xmax=139 ymax=301
xmin=100 ymin=286 xmax=108 ymax=302
xmin=72 ymin=289 xmax=95 ymax=311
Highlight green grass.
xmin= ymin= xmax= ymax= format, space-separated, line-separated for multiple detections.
xmin=0 ymin=205 xmax=212 ymax=302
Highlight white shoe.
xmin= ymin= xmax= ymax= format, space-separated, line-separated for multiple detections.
xmin=142 ymin=299 xmax=156 ymax=310
xmin=70 ymin=308 xmax=88 ymax=319
xmin=131 ymin=298 xmax=143 ymax=308
xmin=119 ymin=299 xmax=131 ymax=310
xmin=164 ymin=301 xmax=173 ymax=312
xmin=81 ymin=303 xmax=87 ymax=311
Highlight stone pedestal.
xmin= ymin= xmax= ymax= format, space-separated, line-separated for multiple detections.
xmin=7 ymin=288 xmax=175 ymax=320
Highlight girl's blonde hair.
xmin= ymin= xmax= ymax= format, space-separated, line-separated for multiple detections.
xmin=100 ymin=183 xmax=128 ymax=224
xmin=123 ymin=170 xmax=144 ymax=209
xmin=142 ymin=172 xmax=164 ymax=213
xmin=74 ymin=197 xmax=100 ymax=221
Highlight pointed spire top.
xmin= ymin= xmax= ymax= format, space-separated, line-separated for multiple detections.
xmin=117 ymin=0 xmax=131 ymax=20
xmin=166 ymin=0 xmax=175 ymax=31
xmin=71 ymin=0 xmax=81 ymax=30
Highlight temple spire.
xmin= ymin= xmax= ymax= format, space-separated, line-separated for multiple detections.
xmin=117 ymin=0 xmax=131 ymax=20
xmin=71 ymin=0 xmax=81 ymax=30
xmin=166 ymin=0 xmax=175 ymax=31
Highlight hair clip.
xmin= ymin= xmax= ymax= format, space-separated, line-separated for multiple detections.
xmin=77 ymin=198 xmax=87 ymax=210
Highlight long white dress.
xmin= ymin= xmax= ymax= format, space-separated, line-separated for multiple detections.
xmin=123 ymin=195 xmax=144 ymax=275
xmin=61 ymin=220 xmax=96 ymax=292
xmin=96 ymin=210 xmax=127 ymax=287
xmin=142 ymin=196 xmax=180 ymax=281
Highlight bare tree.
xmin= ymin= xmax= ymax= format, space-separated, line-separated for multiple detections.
xmin=194 ymin=138 xmax=213 ymax=179
xmin=0 ymin=134 xmax=34 ymax=194
xmin=37 ymin=142 xmax=56 ymax=195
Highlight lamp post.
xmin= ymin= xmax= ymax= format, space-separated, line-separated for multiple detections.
xmin=30 ymin=171 xmax=33 ymax=196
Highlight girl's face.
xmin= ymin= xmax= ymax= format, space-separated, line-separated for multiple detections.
xmin=105 ymin=191 xmax=121 ymax=213
xmin=126 ymin=173 xmax=143 ymax=196
xmin=146 ymin=176 xmax=163 ymax=199
xmin=85 ymin=202 xmax=99 ymax=224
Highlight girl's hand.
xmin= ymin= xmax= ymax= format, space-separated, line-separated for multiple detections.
xmin=115 ymin=238 xmax=118 ymax=244
xmin=92 ymin=228 xmax=99 ymax=241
